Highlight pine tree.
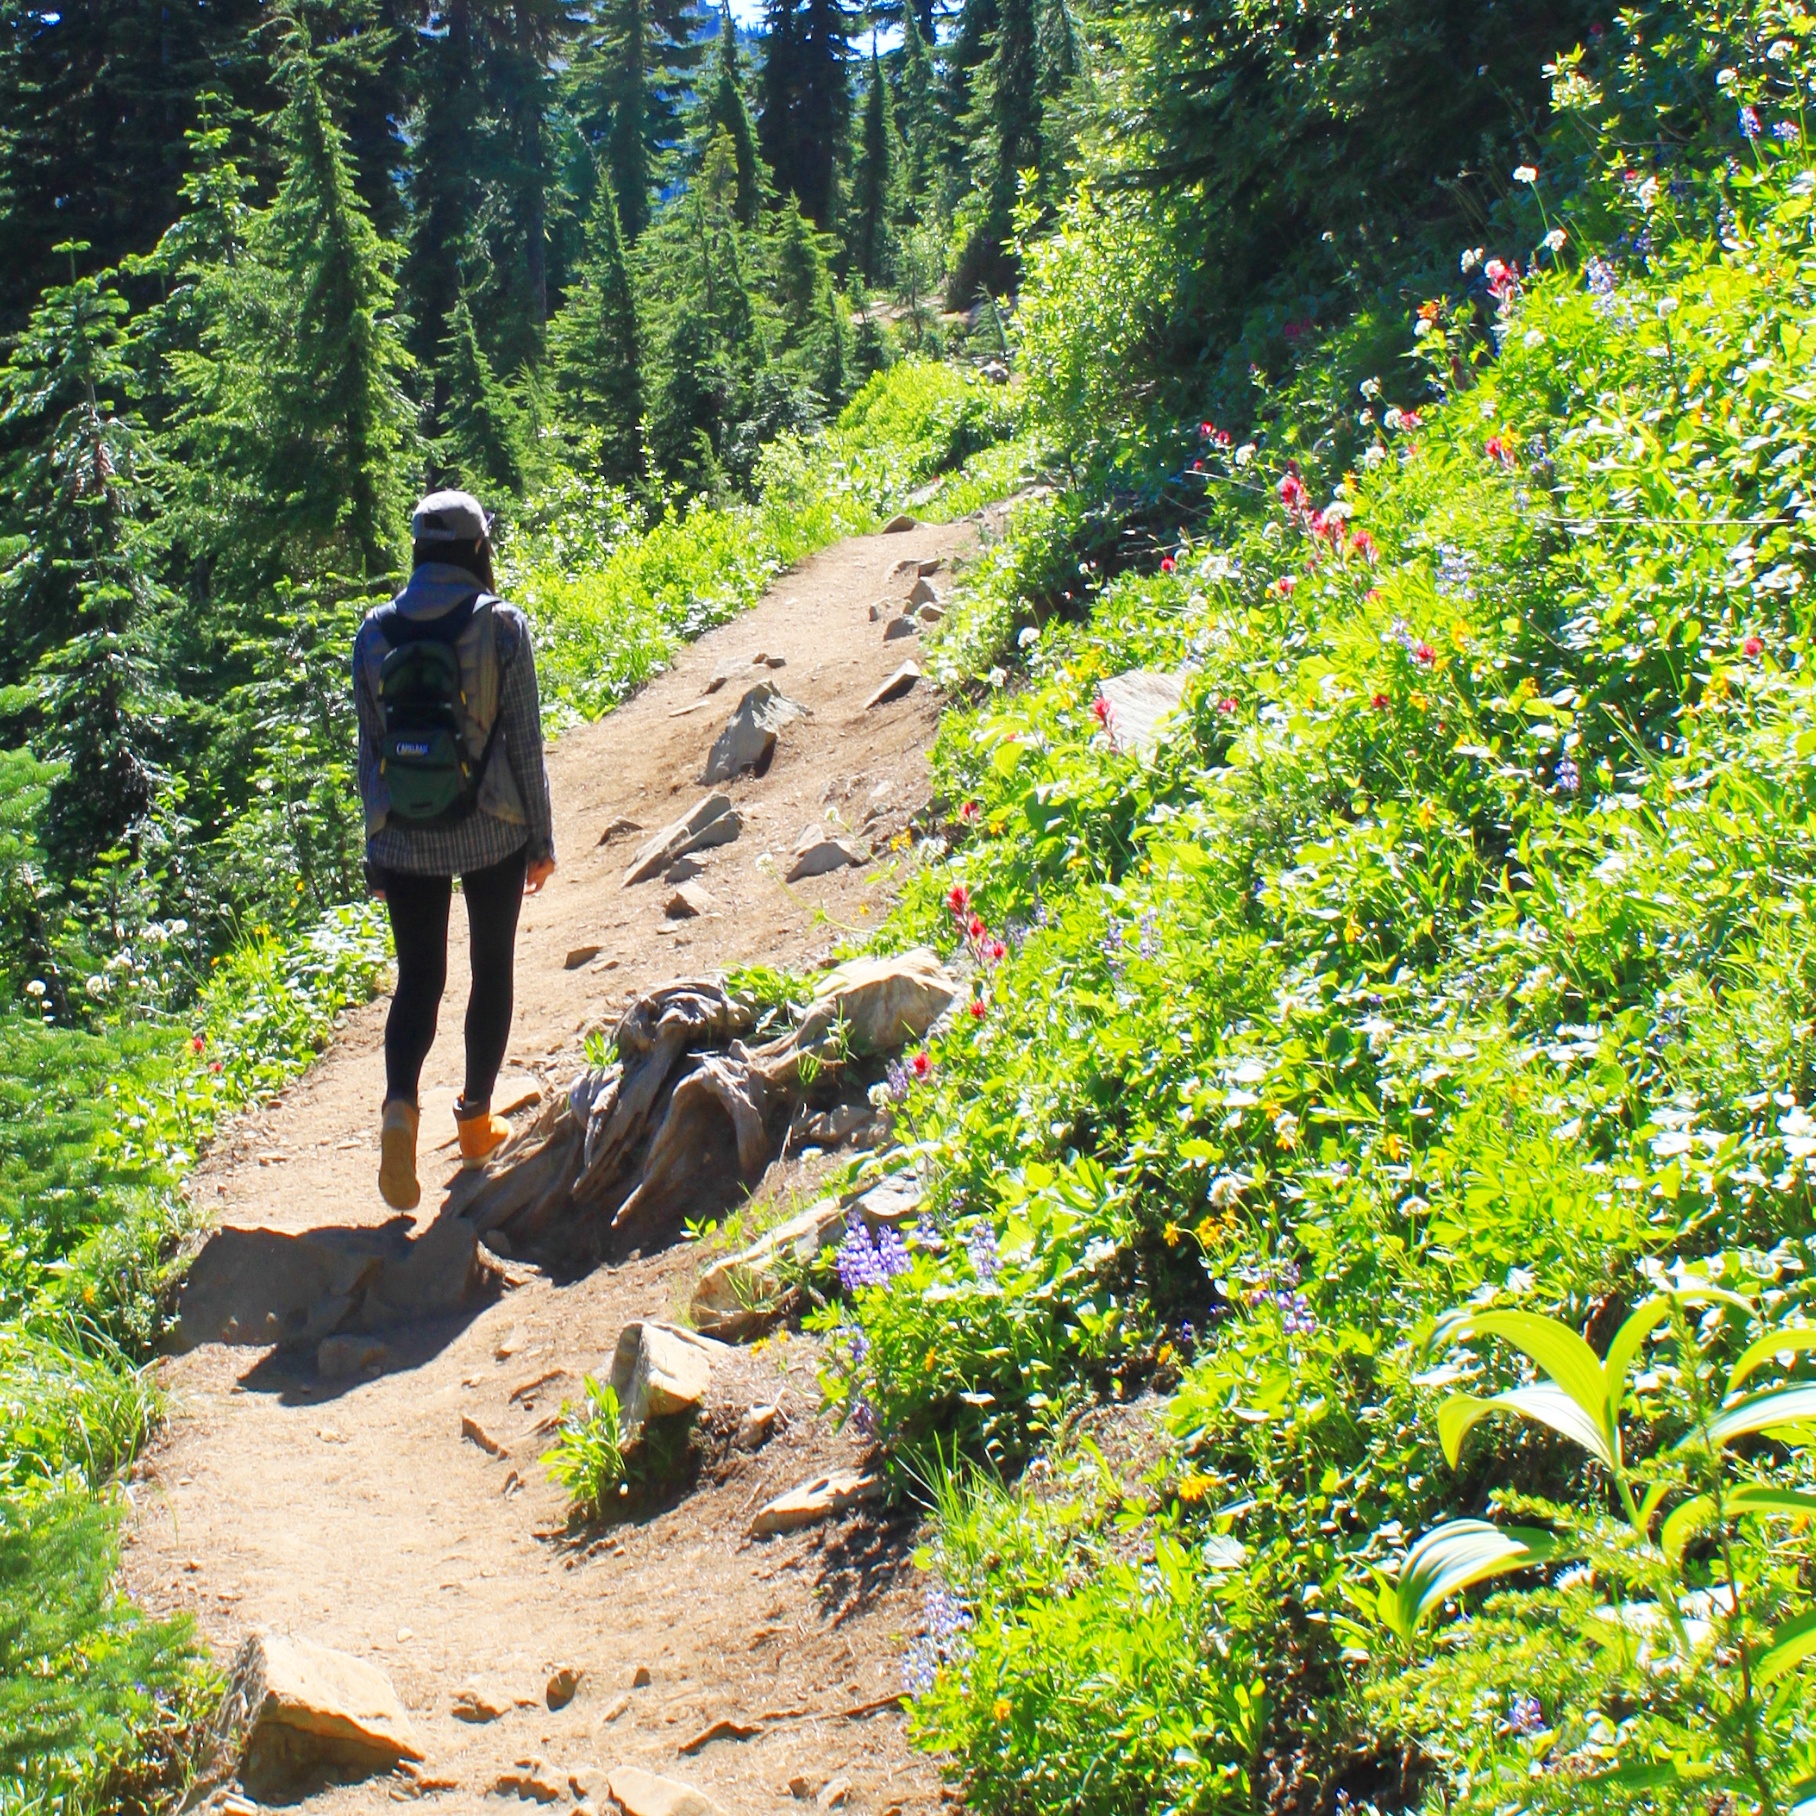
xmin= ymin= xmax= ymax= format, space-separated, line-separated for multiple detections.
xmin=942 ymin=0 xmax=998 ymax=163
xmin=954 ymin=0 xmax=1038 ymax=298
xmin=896 ymin=5 xmax=938 ymax=210
xmin=0 ymin=248 xmax=165 ymax=881
xmin=847 ymin=42 xmax=894 ymax=285
xmin=549 ymin=174 xmax=644 ymax=480
xmin=435 ymin=294 xmax=530 ymax=495
xmin=819 ymin=283 xmax=848 ymax=408
xmin=757 ymin=0 xmax=853 ymax=229
xmin=706 ymin=6 xmax=761 ymax=228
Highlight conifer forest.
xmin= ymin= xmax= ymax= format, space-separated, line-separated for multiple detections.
xmin=10 ymin=0 xmax=1816 ymax=1806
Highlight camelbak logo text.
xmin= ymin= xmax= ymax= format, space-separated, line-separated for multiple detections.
xmin=395 ymin=740 xmax=432 ymax=758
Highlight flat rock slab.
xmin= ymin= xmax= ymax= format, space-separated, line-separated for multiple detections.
xmin=624 ymin=794 xmax=739 ymax=886
xmin=785 ymin=837 xmax=869 ymax=883
xmin=865 ymin=663 xmax=920 ymax=710
xmin=1097 ymin=668 xmax=1188 ymax=760
xmin=691 ymin=1198 xmax=850 ymax=1339
xmin=609 ymin=1765 xmax=724 ymax=1816
xmin=564 ymin=944 xmax=603 ymax=970
xmin=751 ymin=1470 xmax=885 ymax=1536
xmin=852 ymin=1173 xmax=923 ymax=1229
xmin=608 ymin=1320 xmax=725 ymax=1431
xmin=228 ymin=1631 xmax=424 ymax=1792
xmin=664 ymin=882 xmax=717 ymax=919
xmin=795 ymin=948 xmax=958 ymax=1055
xmin=882 ymin=615 xmax=917 ymax=641
xmin=701 ymin=682 xmax=809 ymax=784
xmin=880 ymin=513 xmax=920 ymax=533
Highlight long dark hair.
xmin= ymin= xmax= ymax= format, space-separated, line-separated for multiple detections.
xmin=412 ymin=536 xmax=496 ymax=591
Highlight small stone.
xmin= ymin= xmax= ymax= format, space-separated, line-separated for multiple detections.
xmin=907 ymin=576 xmax=940 ymax=607
xmin=735 ymin=1404 xmax=779 ymax=1450
xmin=451 ymin=1680 xmax=513 ymax=1723
xmin=664 ymin=882 xmax=716 ymax=919
xmin=317 ymin=1334 xmax=387 ymax=1379
xmin=785 ymin=838 xmax=868 ymax=883
xmin=702 ymin=682 xmax=809 ymax=784
xmin=882 ymin=614 xmax=917 ymax=641
xmin=596 ymin=817 xmax=643 ymax=845
xmin=788 ymin=1776 xmax=821 ymax=1800
xmin=630 ymin=1665 xmax=654 ymax=1689
xmin=867 ymin=601 xmax=885 ymax=622
xmin=607 ymin=1765 xmax=723 ymax=1816
xmin=677 ymin=1716 xmax=761 ymax=1754
xmin=819 ymin=1780 xmax=852 ymax=1809
xmin=864 ymin=663 xmax=920 ymax=710
xmin=751 ymin=1470 xmax=886 ymax=1536
xmin=1095 ymin=668 xmax=1188 ymax=760
xmin=221 ymin=1796 xmax=259 ymax=1815
xmin=492 ymin=1758 xmax=567 ymax=1803
xmin=663 ymin=854 xmax=705 ymax=883
xmin=690 ymin=1199 xmax=849 ymax=1339
xmin=624 ymin=795 xmax=738 ymax=887
xmin=854 ymin=1174 xmax=922 ymax=1229
xmin=564 ymin=945 xmax=604 ymax=970
xmin=599 ymin=1692 xmax=631 ymax=1723
xmin=546 ymin=1666 xmax=583 ymax=1711
xmin=609 ymin=1323 xmax=719 ymax=1432
xmin=461 ymin=1415 xmax=510 ymax=1460
xmin=916 ymin=602 xmax=945 ymax=624
xmin=881 ymin=513 xmax=919 ymax=533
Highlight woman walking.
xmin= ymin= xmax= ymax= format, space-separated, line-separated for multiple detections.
xmin=353 ymin=490 xmax=556 ymax=1210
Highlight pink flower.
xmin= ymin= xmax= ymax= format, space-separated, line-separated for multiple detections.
xmin=1278 ymin=472 xmax=1309 ymax=513
xmin=1217 ymin=696 xmax=1238 ymax=715
xmin=1485 ymin=435 xmax=1514 ymax=467
xmin=1413 ymin=641 xmax=1437 ymax=666
xmin=210 ymin=1059 xmax=224 ymax=1074
xmin=910 ymin=1050 xmax=932 ymax=1080
xmin=1744 ymin=634 xmax=1764 ymax=657
xmin=1370 ymin=691 xmax=1390 ymax=710
xmin=947 ymin=884 xmax=971 ymax=914
xmin=968 ymin=998 xmax=987 ymax=1020
xmin=191 ymin=1034 xmax=206 ymax=1054
xmin=959 ymin=800 xmax=981 ymax=822
xmin=1273 ymin=575 xmax=1297 ymax=596
xmin=1348 ymin=529 xmax=1377 ymax=562
xmin=1364 ymin=588 xmax=1382 ymax=604
xmin=988 ymin=939 xmax=1007 ymax=963
xmin=1092 ymin=694 xmax=1112 ymax=726
xmin=967 ymin=914 xmax=986 ymax=942
xmin=1161 ymin=556 xmax=1177 ymax=574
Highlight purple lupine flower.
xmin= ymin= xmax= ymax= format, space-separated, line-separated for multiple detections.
xmin=1555 ymin=755 xmax=1581 ymax=795
xmin=966 ymin=1221 xmax=1000 ymax=1284
xmin=1739 ymin=105 xmax=1762 ymax=138
xmin=837 ymin=1224 xmax=887 ymax=1292
xmin=851 ymin=1398 xmax=877 ymax=1438
xmin=1276 ymin=1289 xmax=1318 ymax=1335
xmin=1506 ymin=1692 xmax=1544 ymax=1735
xmin=841 ymin=1322 xmax=871 ymax=1365
xmin=1772 ymin=120 xmax=1800 ymax=143
xmin=875 ymin=1225 xmax=912 ymax=1278
xmin=1138 ymin=908 xmax=1162 ymax=960
xmin=885 ymin=1059 xmax=912 ymax=1102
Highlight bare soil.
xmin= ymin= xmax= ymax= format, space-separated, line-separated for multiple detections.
xmin=124 ymin=520 xmax=978 ymax=1816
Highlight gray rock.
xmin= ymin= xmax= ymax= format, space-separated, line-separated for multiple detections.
xmin=916 ymin=603 xmax=945 ymax=625
xmin=785 ymin=837 xmax=869 ymax=882
xmin=882 ymin=614 xmax=918 ymax=641
xmin=702 ymin=682 xmax=809 ymax=784
xmin=607 ymin=1766 xmax=723 ymax=1816
xmin=793 ymin=948 xmax=958 ymax=1055
xmin=853 ymin=1173 xmax=922 ymax=1230
xmin=907 ymin=576 xmax=940 ymax=607
xmin=623 ymin=795 xmax=739 ymax=886
xmin=880 ymin=513 xmax=919 ymax=533
xmin=564 ymin=944 xmax=603 ymax=970
xmin=664 ymin=882 xmax=717 ymax=919
xmin=864 ymin=663 xmax=920 ymax=709
xmin=607 ymin=1321 xmax=727 ymax=1432
xmin=1096 ymin=668 xmax=1189 ymax=760
xmin=751 ymin=1470 xmax=885 ymax=1536
xmin=662 ymin=855 xmax=706 ymax=884
xmin=735 ymin=1404 xmax=780 ymax=1450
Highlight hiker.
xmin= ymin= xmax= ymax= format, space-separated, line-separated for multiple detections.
xmin=353 ymin=490 xmax=556 ymax=1211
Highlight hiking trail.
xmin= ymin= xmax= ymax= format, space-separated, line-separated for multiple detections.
xmin=124 ymin=520 xmax=979 ymax=1816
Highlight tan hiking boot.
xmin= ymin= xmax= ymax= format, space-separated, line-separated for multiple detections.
xmin=378 ymin=1099 xmax=421 ymax=1210
xmin=456 ymin=1102 xmax=512 ymax=1171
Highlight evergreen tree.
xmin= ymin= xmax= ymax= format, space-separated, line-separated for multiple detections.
xmin=549 ymin=174 xmax=643 ymax=480
xmin=0 ymin=248 xmax=164 ymax=881
xmin=706 ymin=6 xmax=761 ymax=228
xmin=434 ymin=294 xmax=530 ymax=495
xmin=953 ymin=0 xmax=1038 ymax=298
xmin=896 ymin=5 xmax=938 ymax=209
xmin=757 ymin=0 xmax=853 ymax=229
xmin=847 ymin=42 xmax=894 ymax=285
xmin=172 ymin=5 xmax=418 ymax=593
xmin=941 ymin=0 xmax=997 ymax=167
xmin=819 ymin=283 xmax=848 ymax=408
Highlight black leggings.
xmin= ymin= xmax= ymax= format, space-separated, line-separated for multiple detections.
xmin=381 ymin=846 xmax=527 ymax=1109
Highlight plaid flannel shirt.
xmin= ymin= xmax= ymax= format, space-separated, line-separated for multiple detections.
xmin=354 ymin=567 xmax=556 ymax=880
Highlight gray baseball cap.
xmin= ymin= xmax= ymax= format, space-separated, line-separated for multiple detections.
xmin=411 ymin=489 xmax=494 ymax=543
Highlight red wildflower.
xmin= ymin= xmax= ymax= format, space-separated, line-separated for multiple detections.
xmin=1400 ymin=410 xmax=1422 ymax=431
xmin=967 ymin=914 xmax=986 ymax=942
xmin=947 ymin=884 xmax=971 ymax=914
xmin=1199 ymin=421 xmax=1216 ymax=439
xmin=988 ymin=939 xmax=1007 ymax=963
xmin=1485 ymin=435 xmax=1514 ymax=467
xmin=1192 ymin=459 xmax=1205 ymax=472
xmin=210 ymin=1059 xmax=223 ymax=1074
xmin=1217 ymin=696 xmax=1238 ymax=715
xmin=1365 ymin=588 xmax=1382 ymax=604
xmin=1371 ymin=692 xmax=1391 ymax=710
xmin=191 ymin=1033 xmax=206 ymax=1054
xmin=1092 ymin=694 xmax=1112 ymax=726
xmin=1349 ymin=529 xmax=1378 ymax=562
xmin=910 ymin=1050 xmax=932 ymax=1080
xmin=1161 ymin=556 xmax=1177 ymax=574
xmin=959 ymin=800 xmax=982 ymax=822
xmin=1273 ymin=575 xmax=1297 ymax=596
xmin=1413 ymin=641 xmax=1437 ymax=666
xmin=1744 ymin=634 xmax=1764 ymax=657
xmin=1278 ymin=471 xmax=1309 ymax=513
xmin=968 ymin=998 xmax=987 ymax=1020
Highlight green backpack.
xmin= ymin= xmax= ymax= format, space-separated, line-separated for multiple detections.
xmin=374 ymin=594 xmax=502 ymax=824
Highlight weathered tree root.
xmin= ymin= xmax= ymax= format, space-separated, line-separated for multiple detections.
xmin=458 ymin=950 xmax=958 ymax=1272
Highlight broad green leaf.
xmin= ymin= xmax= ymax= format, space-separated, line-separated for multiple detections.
xmin=1385 ymin=1519 xmax=1559 ymax=1636
xmin=1438 ymin=1383 xmax=1616 ymax=1470
xmin=1600 ymin=1296 xmax=1671 ymax=1418
xmin=1757 ymin=1606 xmax=1816 ymax=1684
xmin=1728 ymin=1326 xmax=1816 ymax=1394
xmin=1660 ymin=1494 xmax=1715 ymax=1564
xmin=1439 ymin=1310 xmax=1615 ymax=1462
xmin=1699 ymin=1384 xmax=1816 ymax=1449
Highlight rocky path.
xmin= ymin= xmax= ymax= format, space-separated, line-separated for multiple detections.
xmin=124 ymin=521 xmax=977 ymax=1816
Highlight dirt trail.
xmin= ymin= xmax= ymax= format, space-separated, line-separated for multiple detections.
xmin=124 ymin=522 xmax=977 ymax=1816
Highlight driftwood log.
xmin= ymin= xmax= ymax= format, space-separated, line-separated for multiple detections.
xmin=457 ymin=949 xmax=958 ymax=1271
